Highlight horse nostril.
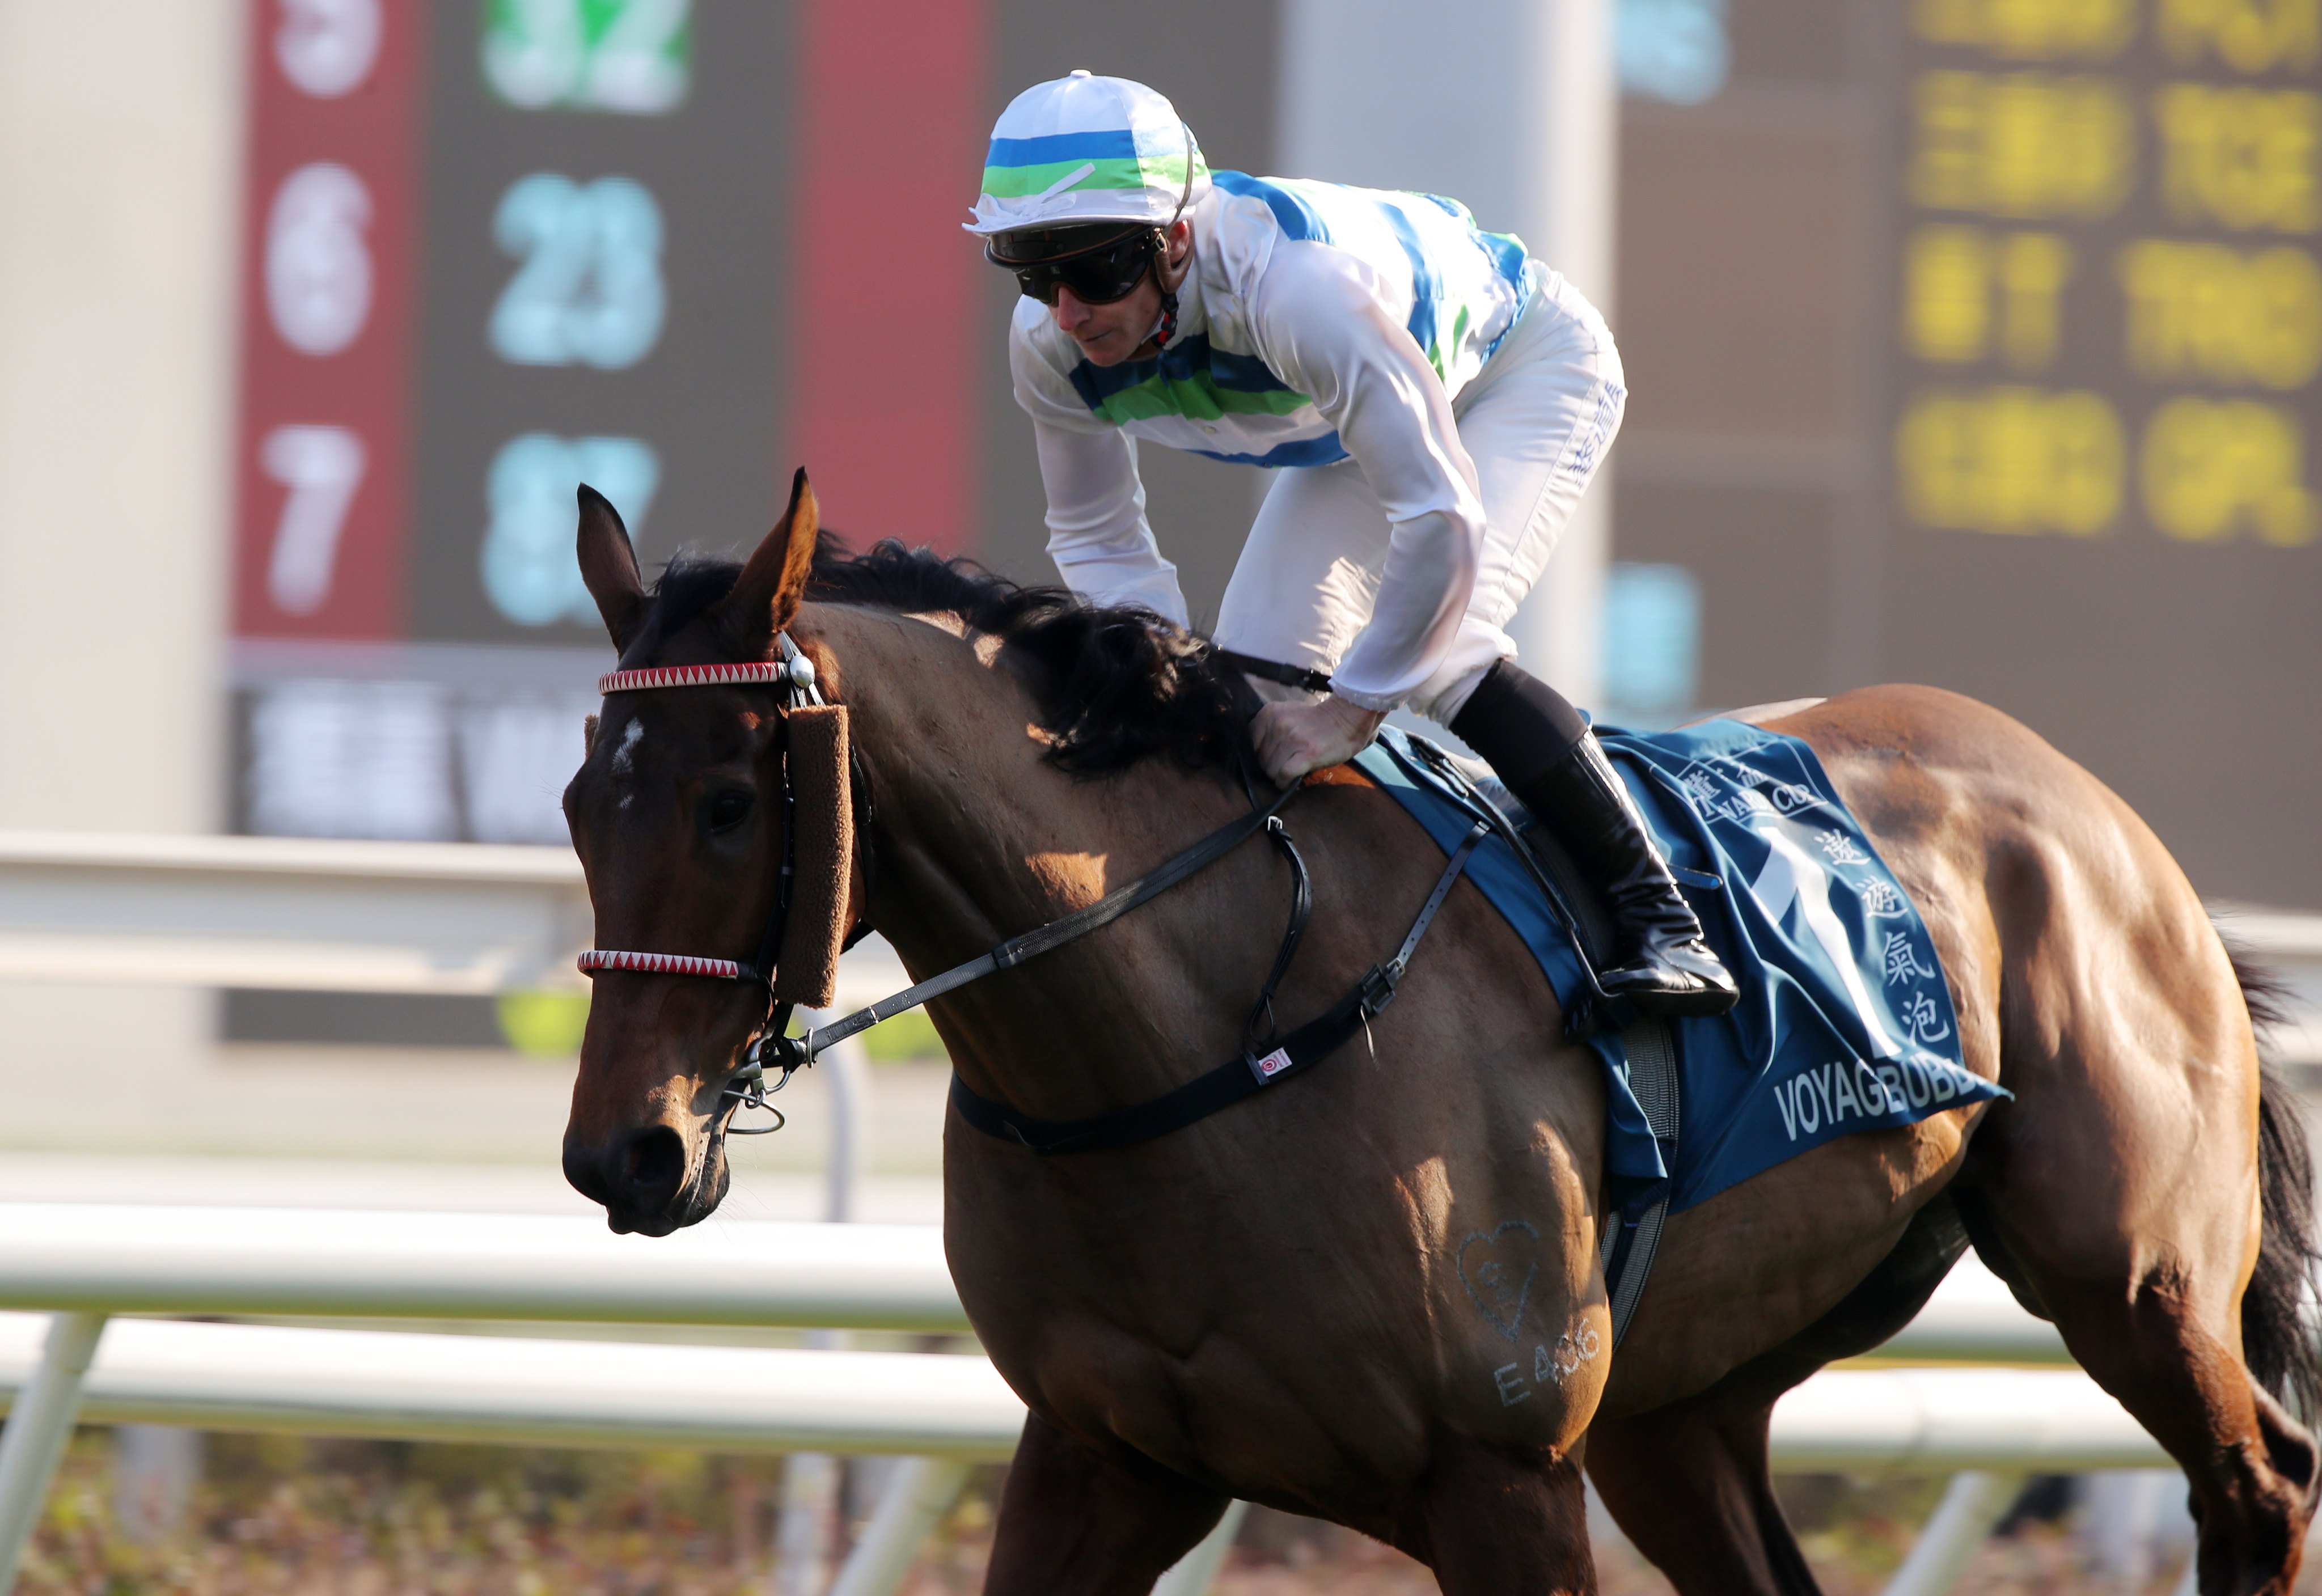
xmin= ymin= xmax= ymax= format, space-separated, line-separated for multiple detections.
xmin=620 ymin=1126 xmax=687 ymax=1203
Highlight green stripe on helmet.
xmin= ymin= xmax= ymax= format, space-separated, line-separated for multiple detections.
xmin=980 ymin=152 xmax=1208 ymax=201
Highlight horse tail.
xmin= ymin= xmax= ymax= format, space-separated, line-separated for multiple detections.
xmin=2222 ymin=933 xmax=2322 ymax=1421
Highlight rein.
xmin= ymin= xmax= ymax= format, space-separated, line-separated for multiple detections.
xmin=766 ymin=784 xmax=1301 ymax=1079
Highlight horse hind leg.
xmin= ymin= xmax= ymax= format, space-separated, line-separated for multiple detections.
xmin=1954 ymin=956 xmax=2320 ymax=1595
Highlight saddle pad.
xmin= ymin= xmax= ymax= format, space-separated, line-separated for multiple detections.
xmin=1352 ymin=722 xmax=2005 ymax=1214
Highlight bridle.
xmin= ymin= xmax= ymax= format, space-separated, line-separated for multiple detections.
xmin=576 ymin=633 xmax=1491 ymax=1154
xmin=578 ymin=632 xmax=835 ymax=1135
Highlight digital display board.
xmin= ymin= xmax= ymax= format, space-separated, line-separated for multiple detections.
xmin=1868 ymin=0 xmax=2322 ymax=903
xmin=232 ymin=0 xmax=792 ymax=845
xmin=225 ymin=0 xmax=1276 ymax=850
xmin=408 ymin=3 xmax=788 ymax=645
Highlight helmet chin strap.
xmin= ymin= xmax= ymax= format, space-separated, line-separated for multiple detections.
xmin=1151 ymin=268 xmax=1180 ymax=350
xmin=1145 ymin=120 xmax=1196 ymax=351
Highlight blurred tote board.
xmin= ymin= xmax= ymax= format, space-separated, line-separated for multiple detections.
xmin=1613 ymin=0 xmax=2321 ymax=908
xmin=231 ymin=0 xmax=795 ymax=846
xmin=1872 ymin=0 xmax=2322 ymax=902
xmin=221 ymin=0 xmax=1284 ymax=852
xmin=221 ymin=0 xmax=2322 ymax=908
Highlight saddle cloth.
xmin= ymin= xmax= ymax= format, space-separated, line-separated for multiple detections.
xmin=1352 ymin=721 xmax=2006 ymax=1214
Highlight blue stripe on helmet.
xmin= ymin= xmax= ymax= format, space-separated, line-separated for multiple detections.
xmin=986 ymin=127 xmax=1181 ymax=168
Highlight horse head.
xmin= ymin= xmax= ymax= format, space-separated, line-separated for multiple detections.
xmin=560 ymin=471 xmax=823 ymax=1234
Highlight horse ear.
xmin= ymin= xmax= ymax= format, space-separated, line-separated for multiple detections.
xmin=715 ymin=468 xmax=820 ymax=655
xmin=577 ymin=485 xmax=646 ymax=651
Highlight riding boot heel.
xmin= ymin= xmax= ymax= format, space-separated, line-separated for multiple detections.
xmin=1449 ymin=659 xmax=1739 ymax=1018
xmin=1518 ymin=732 xmax=1739 ymax=1017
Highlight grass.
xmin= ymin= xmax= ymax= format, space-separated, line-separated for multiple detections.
xmin=856 ymin=1009 xmax=946 ymax=1064
xmin=22 ymin=1433 xmax=2248 ymax=1595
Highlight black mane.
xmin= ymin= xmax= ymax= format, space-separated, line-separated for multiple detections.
xmin=638 ymin=537 xmax=1257 ymax=777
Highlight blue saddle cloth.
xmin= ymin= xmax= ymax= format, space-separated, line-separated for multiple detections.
xmin=1352 ymin=722 xmax=2005 ymax=1214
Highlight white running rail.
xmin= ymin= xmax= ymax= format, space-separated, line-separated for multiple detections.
xmin=0 ymin=831 xmax=909 ymax=1007
xmin=0 ymin=1312 xmax=2157 ymax=1468
xmin=0 ymin=1204 xmax=2129 ymax=1596
xmin=0 ymin=831 xmax=589 ymax=995
xmin=0 ymin=1205 xmax=967 ymax=1331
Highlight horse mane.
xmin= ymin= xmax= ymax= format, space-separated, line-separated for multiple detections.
xmin=639 ymin=538 xmax=1257 ymax=778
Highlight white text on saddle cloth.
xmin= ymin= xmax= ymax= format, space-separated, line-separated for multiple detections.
xmin=1249 ymin=1047 xmax=1293 ymax=1083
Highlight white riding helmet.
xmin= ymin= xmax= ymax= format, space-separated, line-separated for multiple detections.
xmin=965 ymin=70 xmax=1209 ymax=238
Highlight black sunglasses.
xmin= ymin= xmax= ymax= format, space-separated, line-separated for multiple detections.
xmin=987 ymin=227 xmax=1160 ymax=307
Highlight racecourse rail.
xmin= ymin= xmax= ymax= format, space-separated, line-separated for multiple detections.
xmin=0 ymin=1204 xmax=2154 ymax=1596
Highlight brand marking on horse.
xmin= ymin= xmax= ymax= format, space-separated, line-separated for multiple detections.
xmin=1457 ymin=1220 xmax=1540 ymax=1344
xmin=1537 ymin=1326 xmax=1601 ymax=1383
xmin=1492 ymin=1324 xmax=1604 ymax=1407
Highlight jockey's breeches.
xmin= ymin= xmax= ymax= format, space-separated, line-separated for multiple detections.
xmin=1213 ymin=270 xmax=1626 ymax=725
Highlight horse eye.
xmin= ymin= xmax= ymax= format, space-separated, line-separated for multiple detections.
xmin=702 ymin=789 xmax=753 ymax=834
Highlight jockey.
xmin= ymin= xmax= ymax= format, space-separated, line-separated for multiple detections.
xmin=970 ymin=72 xmax=1736 ymax=1018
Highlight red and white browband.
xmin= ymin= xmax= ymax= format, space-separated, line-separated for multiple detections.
xmin=580 ymin=636 xmax=822 ymax=990
xmin=577 ymin=949 xmax=753 ymax=982
xmin=598 ymin=661 xmax=797 ymax=695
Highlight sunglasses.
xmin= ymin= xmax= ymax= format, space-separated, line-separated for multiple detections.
xmin=988 ymin=228 xmax=1159 ymax=307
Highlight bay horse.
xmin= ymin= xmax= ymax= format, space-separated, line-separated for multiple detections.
xmin=560 ymin=478 xmax=2319 ymax=1595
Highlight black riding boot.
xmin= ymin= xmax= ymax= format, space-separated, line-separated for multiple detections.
xmin=1450 ymin=660 xmax=1739 ymax=1017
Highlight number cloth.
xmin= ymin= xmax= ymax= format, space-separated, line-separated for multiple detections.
xmin=1361 ymin=723 xmax=2003 ymax=1213
xmin=1005 ymin=157 xmax=1619 ymax=718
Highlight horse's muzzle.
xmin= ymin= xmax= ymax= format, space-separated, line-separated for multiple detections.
xmin=562 ymin=1124 xmax=728 ymax=1235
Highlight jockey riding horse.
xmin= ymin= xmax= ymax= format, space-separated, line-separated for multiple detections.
xmin=972 ymin=71 xmax=1736 ymax=1017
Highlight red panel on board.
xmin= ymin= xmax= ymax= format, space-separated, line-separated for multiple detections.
xmin=790 ymin=0 xmax=989 ymax=553
xmin=231 ymin=0 xmax=424 ymax=639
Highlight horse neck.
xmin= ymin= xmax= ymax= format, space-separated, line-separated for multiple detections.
xmin=797 ymin=602 xmax=1263 ymax=1114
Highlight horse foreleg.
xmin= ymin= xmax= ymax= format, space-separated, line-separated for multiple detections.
xmin=981 ymin=1411 xmax=1229 ymax=1596
xmin=1587 ymin=1389 xmax=1820 ymax=1596
xmin=1393 ymin=1436 xmax=1597 ymax=1595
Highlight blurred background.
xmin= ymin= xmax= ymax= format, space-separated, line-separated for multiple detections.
xmin=0 ymin=0 xmax=2316 ymax=1590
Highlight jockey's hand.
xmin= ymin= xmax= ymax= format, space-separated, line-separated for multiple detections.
xmin=1253 ymin=694 xmax=1389 ymax=785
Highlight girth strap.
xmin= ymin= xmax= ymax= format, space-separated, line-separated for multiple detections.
xmin=1600 ymin=1015 xmax=1680 ymax=1348
xmin=1240 ymin=816 xmax=1313 ymax=1061
xmin=951 ymin=821 xmax=1488 ymax=1155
